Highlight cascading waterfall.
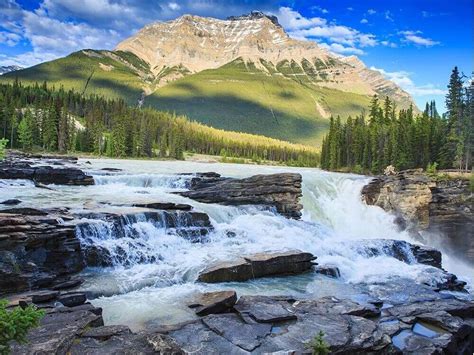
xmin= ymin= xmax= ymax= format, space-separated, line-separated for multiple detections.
xmin=65 ymin=163 xmax=472 ymax=330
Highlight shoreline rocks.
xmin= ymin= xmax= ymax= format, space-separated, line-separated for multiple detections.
xmin=198 ymin=251 xmax=316 ymax=283
xmin=179 ymin=172 xmax=303 ymax=219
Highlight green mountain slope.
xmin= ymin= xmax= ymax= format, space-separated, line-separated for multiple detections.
xmin=2 ymin=52 xmax=371 ymax=146
xmin=148 ymin=59 xmax=371 ymax=145
xmin=1 ymin=50 xmax=147 ymax=104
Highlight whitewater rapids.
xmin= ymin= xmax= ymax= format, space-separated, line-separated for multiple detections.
xmin=2 ymin=158 xmax=471 ymax=329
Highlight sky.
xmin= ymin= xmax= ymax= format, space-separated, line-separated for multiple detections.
xmin=0 ymin=0 xmax=472 ymax=111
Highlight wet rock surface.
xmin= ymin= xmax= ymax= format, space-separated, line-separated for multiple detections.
xmin=156 ymin=288 xmax=474 ymax=354
xmin=198 ymin=251 xmax=316 ymax=283
xmin=179 ymin=172 xmax=303 ymax=219
xmin=188 ymin=290 xmax=238 ymax=316
xmin=0 ymin=157 xmax=94 ymax=185
xmin=0 ymin=211 xmax=84 ymax=294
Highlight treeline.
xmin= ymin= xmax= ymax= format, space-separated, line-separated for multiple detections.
xmin=0 ymin=81 xmax=319 ymax=166
xmin=321 ymin=67 xmax=473 ymax=173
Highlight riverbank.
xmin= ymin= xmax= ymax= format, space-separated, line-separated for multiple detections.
xmin=1 ymin=154 xmax=473 ymax=353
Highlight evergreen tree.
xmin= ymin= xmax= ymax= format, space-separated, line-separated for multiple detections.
xmin=17 ymin=111 xmax=34 ymax=150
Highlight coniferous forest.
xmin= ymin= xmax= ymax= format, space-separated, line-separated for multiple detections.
xmin=321 ymin=67 xmax=473 ymax=173
xmin=0 ymin=81 xmax=319 ymax=166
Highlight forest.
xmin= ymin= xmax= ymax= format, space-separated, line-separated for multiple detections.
xmin=321 ymin=67 xmax=473 ymax=173
xmin=0 ymin=81 xmax=319 ymax=167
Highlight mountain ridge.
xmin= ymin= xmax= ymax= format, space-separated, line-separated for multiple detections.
xmin=1 ymin=12 xmax=417 ymax=146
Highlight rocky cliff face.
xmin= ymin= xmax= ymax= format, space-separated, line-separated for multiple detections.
xmin=361 ymin=170 xmax=474 ymax=261
xmin=115 ymin=12 xmax=416 ymax=109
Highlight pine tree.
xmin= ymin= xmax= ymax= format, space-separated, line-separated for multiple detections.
xmin=17 ymin=111 xmax=34 ymax=150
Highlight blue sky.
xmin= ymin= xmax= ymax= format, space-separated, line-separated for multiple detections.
xmin=0 ymin=0 xmax=472 ymax=111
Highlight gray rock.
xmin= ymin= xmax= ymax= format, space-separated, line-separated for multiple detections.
xmin=1 ymin=198 xmax=21 ymax=205
xmin=82 ymin=325 xmax=132 ymax=340
xmin=59 ymin=293 xmax=87 ymax=307
xmin=179 ymin=173 xmax=303 ymax=219
xmin=31 ymin=290 xmax=60 ymax=304
xmin=234 ymin=296 xmax=297 ymax=323
xmin=315 ymin=265 xmax=341 ymax=278
xmin=202 ymin=313 xmax=272 ymax=351
xmin=198 ymin=251 xmax=316 ymax=283
xmin=132 ymin=202 xmax=193 ymax=211
xmin=188 ymin=290 xmax=237 ymax=316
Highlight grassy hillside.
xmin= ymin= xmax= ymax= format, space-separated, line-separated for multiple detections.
xmin=2 ymin=53 xmax=372 ymax=146
xmin=148 ymin=59 xmax=371 ymax=146
xmin=1 ymin=50 xmax=147 ymax=104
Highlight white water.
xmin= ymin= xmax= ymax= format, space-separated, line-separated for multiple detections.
xmin=1 ymin=158 xmax=472 ymax=330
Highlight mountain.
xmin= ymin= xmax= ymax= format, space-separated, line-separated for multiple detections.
xmin=1 ymin=12 xmax=417 ymax=146
xmin=0 ymin=65 xmax=22 ymax=75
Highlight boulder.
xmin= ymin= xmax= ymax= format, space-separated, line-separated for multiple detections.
xmin=1 ymin=199 xmax=21 ymax=205
xmin=188 ymin=290 xmax=237 ymax=316
xmin=179 ymin=173 xmax=303 ymax=219
xmin=315 ymin=265 xmax=341 ymax=278
xmin=58 ymin=293 xmax=87 ymax=307
xmin=197 ymin=251 xmax=316 ymax=283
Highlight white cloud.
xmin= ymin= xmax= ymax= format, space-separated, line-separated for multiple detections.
xmin=277 ymin=7 xmax=325 ymax=30
xmin=371 ymin=67 xmax=447 ymax=96
xmin=0 ymin=31 xmax=21 ymax=46
xmin=360 ymin=18 xmax=368 ymax=24
xmin=347 ymin=7 xmax=354 ymax=11
xmin=279 ymin=7 xmax=378 ymax=51
xmin=400 ymin=30 xmax=440 ymax=47
xmin=381 ymin=40 xmax=397 ymax=48
xmin=367 ymin=9 xmax=376 ymax=15
xmin=320 ymin=43 xmax=365 ymax=56
xmin=168 ymin=2 xmax=180 ymax=11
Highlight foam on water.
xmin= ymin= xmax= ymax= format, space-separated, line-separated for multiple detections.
xmin=2 ymin=158 xmax=471 ymax=330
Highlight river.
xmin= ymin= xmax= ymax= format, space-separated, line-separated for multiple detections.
xmin=1 ymin=158 xmax=472 ymax=330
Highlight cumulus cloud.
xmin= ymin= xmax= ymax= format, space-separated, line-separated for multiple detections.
xmin=278 ymin=7 xmax=377 ymax=52
xmin=371 ymin=67 xmax=447 ymax=96
xmin=320 ymin=43 xmax=365 ymax=56
xmin=399 ymin=30 xmax=440 ymax=46
xmin=360 ymin=18 xmax=368 ymax=24
xmin=367 ymin=9 xmax=376 ymax=15
xmin=0 ymin=0 xmax=279 ymax=67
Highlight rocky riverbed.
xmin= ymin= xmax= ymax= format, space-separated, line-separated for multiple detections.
xmin=1 ymin=154 xmax=473 ymax=354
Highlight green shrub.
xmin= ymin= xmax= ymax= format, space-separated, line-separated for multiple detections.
xmin=0 ymin=300 xmax=45 ymax=355
xmin=0 ymin=139 xmax=8 ymax=160
xmin=470 ymin=173 xmax=474 ymax=193
xmin=306 ymin=331 xmax=330 ymax=355
xmin=426 ymin=162 xmax=438 ymax=176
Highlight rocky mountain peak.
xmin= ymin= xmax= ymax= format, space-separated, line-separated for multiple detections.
xmin=227 ymin=11 xmax=281 ymax=27
xmin=115 ymin=13 xmax=417 ymax=110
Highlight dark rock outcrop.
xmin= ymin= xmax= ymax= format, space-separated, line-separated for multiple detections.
xmin=188 ymin=290 xmax=237 ymax=316
xmin=179 ymin=173 xmax=303 ymax=219
xmin=132 ymin=202 xmax=192 ymax=211
xmin=198 ymin=251 xmax=316 ymax=283
xmin=1 ymin=199 xmax=21 ymax=205
xmin=0 ymin=212 xmax=84 ymax=295
xmin=361 ymin=170 xmax=473 ymax=262
xmin=0 ymin=154 xmax=94 ymax=185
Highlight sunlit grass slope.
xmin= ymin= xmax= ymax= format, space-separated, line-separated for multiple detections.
xmin=148 ymin=58 xmax=371 ymax=146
